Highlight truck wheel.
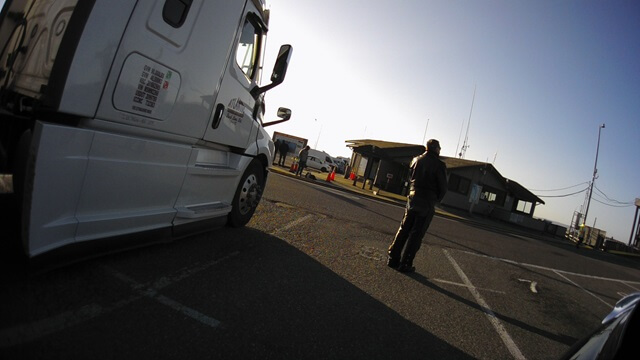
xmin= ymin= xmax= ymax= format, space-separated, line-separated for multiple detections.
xmin=228 ymin=160 xmax=264 ymax=227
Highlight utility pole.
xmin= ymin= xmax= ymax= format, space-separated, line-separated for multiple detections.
xmin=583 ymin=123 xmax=605 ymax=227
xmin=422 ymin=119 xmax=430 ymax=145
xmin=630 ymin=198 xmax=640 ymax=246
xmin=314 ymin=118 xmax=322 ymax=149
xmin=459 ymin=85 xmax=476 ymax=159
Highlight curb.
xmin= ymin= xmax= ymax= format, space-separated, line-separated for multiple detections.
xmin=268 ymin=166 xmax=522 ymax=235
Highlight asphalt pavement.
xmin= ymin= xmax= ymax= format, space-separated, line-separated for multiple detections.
xmin=269 ymin=162 xmax=575 ymax=250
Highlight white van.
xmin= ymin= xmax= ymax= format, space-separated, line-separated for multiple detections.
xmin=306 ymin=149 xmax=335 ymax=172
xmin=306 ymin=155 xmax=332 ymax=173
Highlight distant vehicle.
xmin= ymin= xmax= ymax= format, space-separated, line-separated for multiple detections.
xmin=332 ymin=157 xmax=347 ymax=174
xmin=307 ymin=149 xmax=335 ymax=172
xmin=306 ymin=155 xmax=332 ymax=173
xmin=561 ymin=292 xmax=639 ymax=359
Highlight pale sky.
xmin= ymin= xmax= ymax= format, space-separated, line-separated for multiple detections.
xmin=262 ymin=0 xmax=640 ymax=242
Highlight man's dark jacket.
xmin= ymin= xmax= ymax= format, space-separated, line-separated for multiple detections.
xmin=407 ymin=150 xmax=447 ymax=212
xmin=279 ymin=141 xmax=289 ymax=154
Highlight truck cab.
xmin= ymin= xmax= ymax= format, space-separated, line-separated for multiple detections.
xmin=0 ymin=0 xmax=292 ymax=258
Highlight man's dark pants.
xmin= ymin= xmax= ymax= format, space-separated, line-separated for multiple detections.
xmin=295 ymin=161 xmax=306 ymax=176
xmin=388 ymin=205 xmax=436 ymax=267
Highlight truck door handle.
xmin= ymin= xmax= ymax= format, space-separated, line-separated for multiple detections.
xmin=212 ymin=103 xmax=224 ymax=129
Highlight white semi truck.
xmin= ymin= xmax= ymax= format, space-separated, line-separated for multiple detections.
xmin=0 ymin=0 xmax=292 ymax=258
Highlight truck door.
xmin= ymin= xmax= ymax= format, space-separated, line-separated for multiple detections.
xmin=95 ymin=0 xmax=247 ymax=140
xmin=203 ymin=4 xmax=265 ymax=150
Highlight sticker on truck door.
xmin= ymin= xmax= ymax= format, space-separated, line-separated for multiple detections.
xmin=226 ymin=98 xmax=246 ymax=124
xmin=113 ymin=53 xmax=181 ymax=120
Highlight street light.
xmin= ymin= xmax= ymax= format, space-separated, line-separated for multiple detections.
xmin=314 ymin=118 xmax=322 ymax=149
xmin=583 ymin=123 xmax=605 ymax=227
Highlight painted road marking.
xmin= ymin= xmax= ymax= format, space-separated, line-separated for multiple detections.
xmin=275 ymin=173 xmax=393 ymax=205
xmin=0 ymin=252 xmax=239 ymax=348
xmin=109 ymin=268 xmax=221 ymax=328
xmin=553 ymin=270 xmax=613 ymax=308
xmin=1 ymin=212 xmax=312 ymax=349
xmin=444 ymin=249 xmax=526 ymax=360
xmin=317 ymin=187 xmax=363 ymax=200
xmin=432 ymin=278 xmax=506 ymax=294
xmin=271 ymin=214 xmax=314 ymax=237
xmin=517 ymin=279 xmax=539 ymax=294
xmin=0 ymin=300 xmax=136 ymax=348
xmin=457 ymin=249 xmax=640 ymax=285
xmin=622 ymin=282 xmax=640 ymax=291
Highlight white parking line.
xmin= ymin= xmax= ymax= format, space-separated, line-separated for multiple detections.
xmin=553 ymin=270 xmax=613 ymax=308
xmin=0 ymin=253 xmax=239 ymax=348
xmin=271 ymin=214 xmax=314 ymax=236
xmin=457 ymin=249 xmax=640 ymax=285
xmin=110 ymin=269 xmax=221 ymax=328
xmin=0 ymin=296 xmax=140 ymax=348
xmin=432 ymin=278 xmax=506 ymax=294
xmin=444 ymin=249 xmax=526 ymax=360
xmin=622 ymin=282 xmax=640 ymax=292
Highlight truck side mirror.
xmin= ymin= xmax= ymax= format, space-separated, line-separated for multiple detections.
xmin=251 ymin=44 xmax=293 ymax=98
xmin=263 ymin=107 xmax=291 ymax=127
xmin=270 ymin=44 xmax=292 ymax=84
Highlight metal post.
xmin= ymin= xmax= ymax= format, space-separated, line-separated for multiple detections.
xmin=314 ymin=119 xmax=322 ymax=149
xmin=583 ymin=123 xmax=605 ymax=227
xmin=630 ymin=205 xmax=639 ymax=246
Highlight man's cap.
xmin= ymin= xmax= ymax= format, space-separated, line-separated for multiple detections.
xmin=427 ymin=139 xmax=441 ymax=151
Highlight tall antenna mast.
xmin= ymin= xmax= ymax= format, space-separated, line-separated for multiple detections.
xmin=422 ymin=119 xmax=430 ymax=145
xmin=455 ymin=118 xmax=465 ymax=158
xmin=459 ymin=85 xmax=476 ymax=159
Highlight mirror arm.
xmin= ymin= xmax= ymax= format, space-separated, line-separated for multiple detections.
xmin=262 ymin=118 xmax=290 ymax=127
xmin=250 ymin=82 xmax=279 ymax=99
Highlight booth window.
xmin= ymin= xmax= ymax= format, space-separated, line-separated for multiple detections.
xmin=480 ymin=185 xmax=505 ymax=206
xmin=516 ymin=200 xmax=533 ymax=214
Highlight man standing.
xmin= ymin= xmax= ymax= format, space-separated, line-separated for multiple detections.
xmin=278 ymin=140 xmax=289 ymax=166
xmin=273 ymin=139 xmax=282 ymax=165
xmin=296 ymin=145 xmax=310 ymax=176
xmin=388 ymin=139 xmax=447 ymax=273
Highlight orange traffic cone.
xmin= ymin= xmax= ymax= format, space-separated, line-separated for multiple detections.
xmin=349 ymin=171 xmax=356 ymax=180
xmin=330 ymin=169 xmax=336 ymax=181
xmin=290 ymin=161 xmax=298 ymax=173
xmin=325 ymin=171 xmax=332 ymax=182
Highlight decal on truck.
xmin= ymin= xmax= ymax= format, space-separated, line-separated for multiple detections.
xmin=113 ymin=53 xmax=181 ymax=120
xmin=226 ymin=98 xmax=246 ymax=124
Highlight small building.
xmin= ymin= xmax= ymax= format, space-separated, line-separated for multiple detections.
xmin=346 ymin=139 xmax=424 ymax=195
xmin=346 ymin=139 xmax=557 ymax=234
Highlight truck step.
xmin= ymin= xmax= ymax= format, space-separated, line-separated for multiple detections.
xmin=192 ymin=164 xmax=242 ymax=177
xmin=175 ymin=202 xmax=232 ymax=219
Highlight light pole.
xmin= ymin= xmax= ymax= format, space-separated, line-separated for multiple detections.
xmin=314 ymin=118 xmax=322 ymax=149
xmin=583 ymin=123 xmax=605 ymax=227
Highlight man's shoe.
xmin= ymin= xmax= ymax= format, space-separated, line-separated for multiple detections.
xmin=387 ymin=258 xmax=400 ymax=268
xmin=397 ymin=264 xmax=415 ymax=273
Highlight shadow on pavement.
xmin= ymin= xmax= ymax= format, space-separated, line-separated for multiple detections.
xmin=1 ymin=226 xmax=475 ymax=360
xmin=407 ymin=272 xmax=579 ymax=347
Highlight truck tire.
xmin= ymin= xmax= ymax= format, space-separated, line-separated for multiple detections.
xmin=228 ymin=159 xmax=265 ymax=227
